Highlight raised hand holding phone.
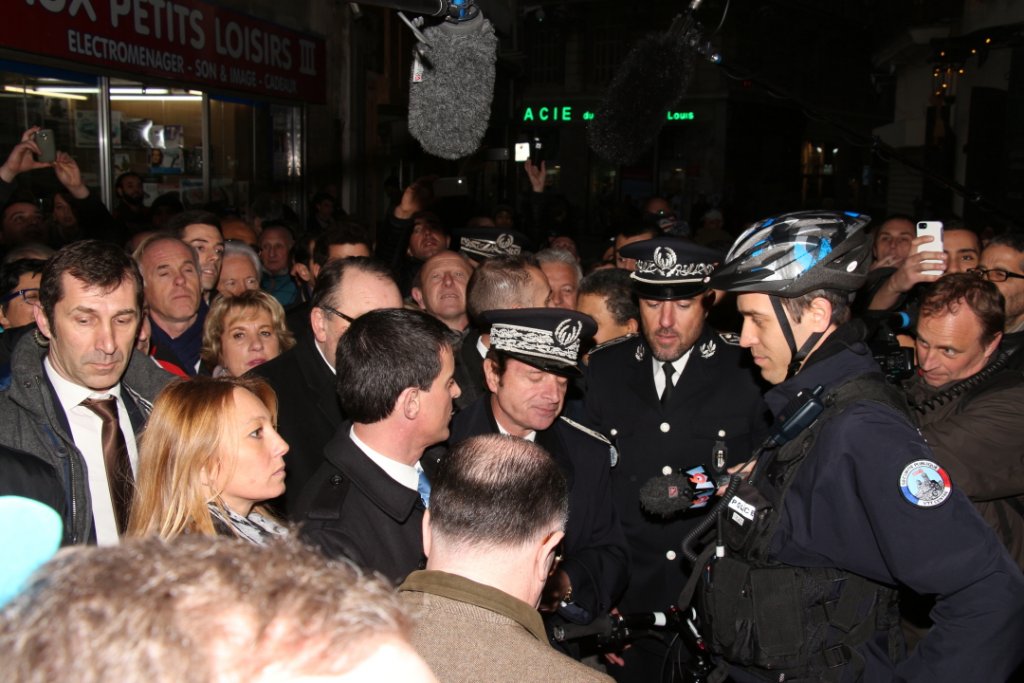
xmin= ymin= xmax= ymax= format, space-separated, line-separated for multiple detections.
xmin=916 ymin=221 xmax=945 ymax=276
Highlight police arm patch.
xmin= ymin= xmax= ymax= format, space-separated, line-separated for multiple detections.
xmin=898 ymin=460 xmax=952 ymax=508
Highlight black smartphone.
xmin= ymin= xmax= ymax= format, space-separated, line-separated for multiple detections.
xmin=34 ymin=129 xmax=55 ymax=163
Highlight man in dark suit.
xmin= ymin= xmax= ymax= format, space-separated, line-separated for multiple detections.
xmin=249 ymin=258 xmax=402 ymax=516
xmin=295 ymin=309 xmax=461 ymax=583
xmin=584 ymin=237 xmax=770 ymax=681
xmin=447 ymin=308 xmax=629 ymax=635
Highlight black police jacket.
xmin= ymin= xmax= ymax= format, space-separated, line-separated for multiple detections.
xmin=584 ymin=324 xmax=770 ymax=613
xmin=449 ymin=396 xmax=630 ymax=620
xmin=726 ymin=335 xmax=1024 ymax=682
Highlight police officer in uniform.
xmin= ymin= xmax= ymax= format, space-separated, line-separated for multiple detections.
xmin=448 ymin=307 xmax=630 ymax=635
xmin=455 ymin=237 xmax=546 ymax=411
xmin=697 ymin=210 xmax=1024 ymax=682
xmin=584 ymin=237 xmax=770 ymax=681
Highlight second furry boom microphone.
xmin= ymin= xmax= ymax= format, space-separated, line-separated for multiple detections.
xmin=588 ymin=0 xmax=716 ymax=165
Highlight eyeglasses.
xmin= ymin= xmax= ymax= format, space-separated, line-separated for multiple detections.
xmin=319 ymin=304 xmax=356 ymax=324
xmin=0 ymin=288 xmax=40 ymax=306
xmin=968 ymin=267 xmax=1024 ymax=282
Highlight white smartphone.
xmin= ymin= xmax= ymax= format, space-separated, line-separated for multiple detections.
xmin=916 ymin=221 xmax=944 ymax=276
xmin=514 ymin=142 xmax=530 ymax=163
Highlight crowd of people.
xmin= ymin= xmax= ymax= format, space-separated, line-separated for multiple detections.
xmin=1 ymin=128 xmax=1023 ymax=682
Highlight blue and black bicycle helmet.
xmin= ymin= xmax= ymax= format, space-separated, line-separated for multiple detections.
xmin=710 ymin=210 xmax=871 ymax=297
xmin=710 ymin=211 xmax=872 ymax=379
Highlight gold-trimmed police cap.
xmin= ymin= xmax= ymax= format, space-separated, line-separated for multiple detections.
xmin=482 ymin=308 xmax=597 ymax=376
xmin=621 ymin=237 xmax=723 ymax=300
xmin=458 ymin=228 xmax=529 ymax=262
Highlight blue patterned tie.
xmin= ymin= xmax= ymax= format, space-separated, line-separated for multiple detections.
xmin=417 ymin=468 xmax=432 ymax=508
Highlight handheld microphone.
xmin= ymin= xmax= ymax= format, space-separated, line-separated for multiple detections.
xmin=640 ymin=472 xmax=693 ymax=518
xmin=639 ymin=465 xmax=718 ymax=518
xmin=408 ymin=11 xmax=498 ymax=159
xmin=587 ymin=8 xmax=703 ymax=164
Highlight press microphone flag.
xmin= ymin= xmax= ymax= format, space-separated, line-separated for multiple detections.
xmin=408 ymin=13 xmax=498 ymax=160
xmin=639 ymin=465 xmax=716 ymax=518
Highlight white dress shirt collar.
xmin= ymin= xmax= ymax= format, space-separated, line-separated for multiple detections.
xmin=349 ymin=426 xmax=419 ymax=491
xmin=45 ymin=356 xmax=125 ymax=407
xmin=652 ymin=347 xmax=692 ymax=396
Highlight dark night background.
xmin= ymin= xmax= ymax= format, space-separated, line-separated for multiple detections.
xmin=338 ymin=0 xmax=1024 ymax=258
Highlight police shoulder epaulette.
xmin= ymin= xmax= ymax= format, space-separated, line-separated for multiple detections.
xmin=558 ymin=415 xmax=611 ymax=445
xmin=588 ymin=333 xmax=639 ymax=357
xmin=718 ymin=331 xmax=741 ymax=346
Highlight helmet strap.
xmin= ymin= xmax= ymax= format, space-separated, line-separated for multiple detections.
xmin=770 ymin=296 xmax=823 ymax=380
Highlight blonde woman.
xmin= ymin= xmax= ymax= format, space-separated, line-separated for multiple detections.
xmin=201 ymin=289 xmax=295 ymax=377
xmin=128 ymin=376 xmax=289 ymax=543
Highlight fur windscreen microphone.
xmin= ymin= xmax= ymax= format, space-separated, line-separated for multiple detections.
xmin=587 ymin=14 xmax=698 ymax=165
xmin=640 ymin=471 xmax=695 ymax=518
xmin=408 ymin=14 xmax=498 ymax=160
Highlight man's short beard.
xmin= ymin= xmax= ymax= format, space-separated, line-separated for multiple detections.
xmin=650 ymin=343 xmax=689 ymax=363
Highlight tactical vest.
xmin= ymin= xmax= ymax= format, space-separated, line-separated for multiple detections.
xmin=696 ymin=374 xmax=908 ymax=683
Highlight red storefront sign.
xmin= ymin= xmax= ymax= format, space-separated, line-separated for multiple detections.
xmin=3 ymin=0 xmax=326 ymax=103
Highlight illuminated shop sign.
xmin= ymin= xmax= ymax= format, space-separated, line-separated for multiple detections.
xmin=3 ymin=0 xmax=326 ymax=103
xmin=520 ymin=105 xmax=696 ymax=123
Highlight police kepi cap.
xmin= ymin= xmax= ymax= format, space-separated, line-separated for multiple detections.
xmin=620 ymin=237 xmax=723 ymax=300
xmin=458 ymin=228 xmax=530 ymax=262
xmin=481 ymin=308 xmax=597 ymax=376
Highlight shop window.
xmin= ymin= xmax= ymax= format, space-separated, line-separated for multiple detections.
xmin=209 ymin=98 xmax=256 ymax=213
xmin=270 ymin=104 xmax=304 ymax=216
xmin=210 ymin=98 xmax=305 ymax=214
xmin=107 ymin=78 xmax=204 ymax=210
xmin=1 ymin=64 xmax=306 ymax=230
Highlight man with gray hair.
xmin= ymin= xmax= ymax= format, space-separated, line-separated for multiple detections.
xmin=399 ymin=434 xmax=612 ymax=682
xmin=537 ymin=247 xmax=582 ymax=310
xmin=216 ymin=239 xmax=262 ymax=298
xmin=134 ymin=234 xmax=205 ymax=377
xmin=0 ymin=535 xmax=437 ymax=682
